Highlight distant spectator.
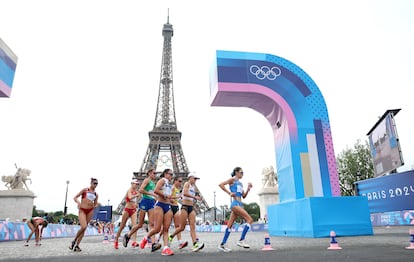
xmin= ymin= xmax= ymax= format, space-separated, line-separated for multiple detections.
xmin=24 ymin=217 xmax=48 ymax=246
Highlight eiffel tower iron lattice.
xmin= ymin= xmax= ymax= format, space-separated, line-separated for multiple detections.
xmin=116 ymin=15 xmax=209 ymax=215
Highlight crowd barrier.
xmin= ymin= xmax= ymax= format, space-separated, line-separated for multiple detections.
xmin=2 ymin=213 xmax=410 ymax=242
xmin=0 ymin=221 xmax=268 ymax=242
xmin=0 ymin=221 xmax=100 ymax=242
xmin=195 ymin=223 xmax=267 ymax=232
xmin=371 ymin=210 xmax=414 ymax=226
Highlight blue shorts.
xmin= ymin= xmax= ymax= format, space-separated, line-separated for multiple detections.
xmin=155 ymin=201 xmax=171 ymax=214
xmin=139 ymin=198 xmax=155 ymax=211
xmin=230 ymin=200 xmax=243 ymax=209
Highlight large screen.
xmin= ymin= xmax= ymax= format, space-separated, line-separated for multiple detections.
xmin=367 ymin=109 xmax=403 ymax=177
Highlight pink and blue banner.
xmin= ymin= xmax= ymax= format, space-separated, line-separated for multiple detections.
xmin=0 ymin=221 xmax=99 ymax=242
xmin=0 ymin=38 xmax=18 ymax=97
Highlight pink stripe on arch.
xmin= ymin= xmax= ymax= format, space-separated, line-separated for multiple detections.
xmin=0 ymin=79 xmax=11 ymax=97
xmin=218 ymin=82 xmax=298 ymax=140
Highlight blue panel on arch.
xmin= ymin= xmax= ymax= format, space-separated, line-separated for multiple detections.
xmin=267 ymin=197 xmax=373 ymax=237
xmin=0 ymin=38 xmax=18 ymax=97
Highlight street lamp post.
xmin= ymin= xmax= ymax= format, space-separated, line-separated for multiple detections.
xmin=64 ymin=180 xmax=70 ymax=216
xmin=213 ymin=191 xmax=216 ymax=221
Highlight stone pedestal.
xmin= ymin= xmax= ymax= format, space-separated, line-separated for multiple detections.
xmin=0 ymin=189 xmax=36 ymax=221
xmin=258 ymin=187 xmax=279 ymax=221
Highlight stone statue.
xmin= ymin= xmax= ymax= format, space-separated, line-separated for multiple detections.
xmin=1 ymin=168 xmax=32 ymax=190
xmin=262 ymin=166 xmax=277 ymax=188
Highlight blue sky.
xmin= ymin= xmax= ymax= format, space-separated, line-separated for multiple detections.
xmin=0 ymin=0 xmax=413 ymax=214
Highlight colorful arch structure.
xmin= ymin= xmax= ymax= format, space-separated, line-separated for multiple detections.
xmin=210 ymin=50 xmax=372 ymax=237
xmin=0 ymin=38 xmax=18 ymax=98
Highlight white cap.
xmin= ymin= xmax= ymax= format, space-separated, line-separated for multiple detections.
xmin=188 ymin=173 xmax=200 ymax=180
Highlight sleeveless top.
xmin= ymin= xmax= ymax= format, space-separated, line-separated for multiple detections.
xmin=182 ymin=183 xmax=196 ymax=201
xmin=82 ymin=188 xmax=97 ymax=201
xmin=170 ymin=186 xmax=181 ymax=205
xmin=126 ymin=190 xmax=138 ymax=203
xmin=230 ymin=178 xmax=243 ymax=197
xmin=160 ymin=178 xmax=172 ymax=197
xmin=142 ymin=180 xmax=156 ymax=200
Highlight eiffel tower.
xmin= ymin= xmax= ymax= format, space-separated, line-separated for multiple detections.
xmin=116 ymin=15 xmax=209 ymax=214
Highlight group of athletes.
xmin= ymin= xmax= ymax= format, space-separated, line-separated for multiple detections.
xmin=25 ymin=166 xmax=254 ymax=256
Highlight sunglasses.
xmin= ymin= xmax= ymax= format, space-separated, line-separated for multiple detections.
xmin=239 ymin=171 xmax=244 ymax=174
xmin=93 ymin=182 xmax=98 ymax=185
xmin=178 ymin=180 xmax=183 ymax=182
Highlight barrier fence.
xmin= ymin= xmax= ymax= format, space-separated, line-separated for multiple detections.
xmin=0 ymin=221 xmax=268 ymax=242
xmin=2 ymin=213 xmax=412 ymax=242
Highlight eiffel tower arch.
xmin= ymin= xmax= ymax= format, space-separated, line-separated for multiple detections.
xmin=116 ymin=15 xmax=209 ymax=214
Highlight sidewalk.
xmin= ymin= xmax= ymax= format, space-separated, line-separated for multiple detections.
xmin=1 ymin=226 xmax=413 ymax=261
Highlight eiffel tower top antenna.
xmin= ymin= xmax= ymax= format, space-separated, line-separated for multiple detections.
xmin=153 ymin=10 xmax=176 ymax=131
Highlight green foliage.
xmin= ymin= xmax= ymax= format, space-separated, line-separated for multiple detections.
xmin=241 ymin=202 xmax=261 ymax=222
xmin=54 ymin=211 xmax=64 ymax=217
xmin=225 ymin=202 xmax=260 ymax=223
xmin=337 ymin=139 xmax=374 ymax=196
xmin=32 ymin=206 xmax=39 ymax=217
xmin=31 ymin=205 xmax=78 ymax=223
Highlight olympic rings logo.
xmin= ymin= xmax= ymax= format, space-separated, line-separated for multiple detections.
xmin=249 ymin=65 xmax=281 ymax=80
xmin=149 ymin=154 xmax=173 ymax=167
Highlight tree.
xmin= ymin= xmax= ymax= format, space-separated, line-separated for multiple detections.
xmin=32 ymin=205 xmax=39 ymax=217
xmin=337 ymin=139 xmax=374 ymax=196
xmin=243 ymin=202 xmax=261 ymax=222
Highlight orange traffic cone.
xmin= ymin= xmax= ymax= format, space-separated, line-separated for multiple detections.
xmin=405 ymin=229 xmax=414 ymax=249
xmin=261 ymin=233 xmax=275 ymax=251
xmin=327 ymin=230 xmax=342 ymax=250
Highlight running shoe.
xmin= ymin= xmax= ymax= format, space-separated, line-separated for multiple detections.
xmin=131 ymin=241 xmax=138 ymax=248
xmin=114 ymin=241 xmax=119 ymax=249
xmin=218 ymin=244 xmax=232 ymax=252
xmin=146 ymin=238 xmax=152 ymax=248
xmin=236 ymin=240 xmax=250 ymax=248
xmin=122 ymin=234 xmax=130 ymax=247
xmin=161 ymin=246 xmax=174 ymax=256
xmin=151 ymin=243 xmax=162 ymax=252
xmin=178 ymin=241 xmax=188 ymax=249
xmin=69 ymin=240 xmax=76 ymax=250
xmin=73 ymin=245 xmax=82 ymax=252
xmin=193 ymin=241 xmax=205 ymax=252
xmin=24 ymin=242 xmax=29 ymax=247
xmin=139 ymin=236 xmax=148 ymax=249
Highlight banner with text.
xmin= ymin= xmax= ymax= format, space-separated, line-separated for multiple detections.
xmin=355 ymin=170 xmax=414 ymax=213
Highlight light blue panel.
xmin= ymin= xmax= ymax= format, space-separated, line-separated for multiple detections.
xmin=268 ymin=197 xmax=373 ymax=237
xmin=0 ymin=59 xmax=15 ymax=87
xmin=309 ymin=197 xmax=373 ymax=237
xmin=267 ymin=198 xmax=314 ymax=237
